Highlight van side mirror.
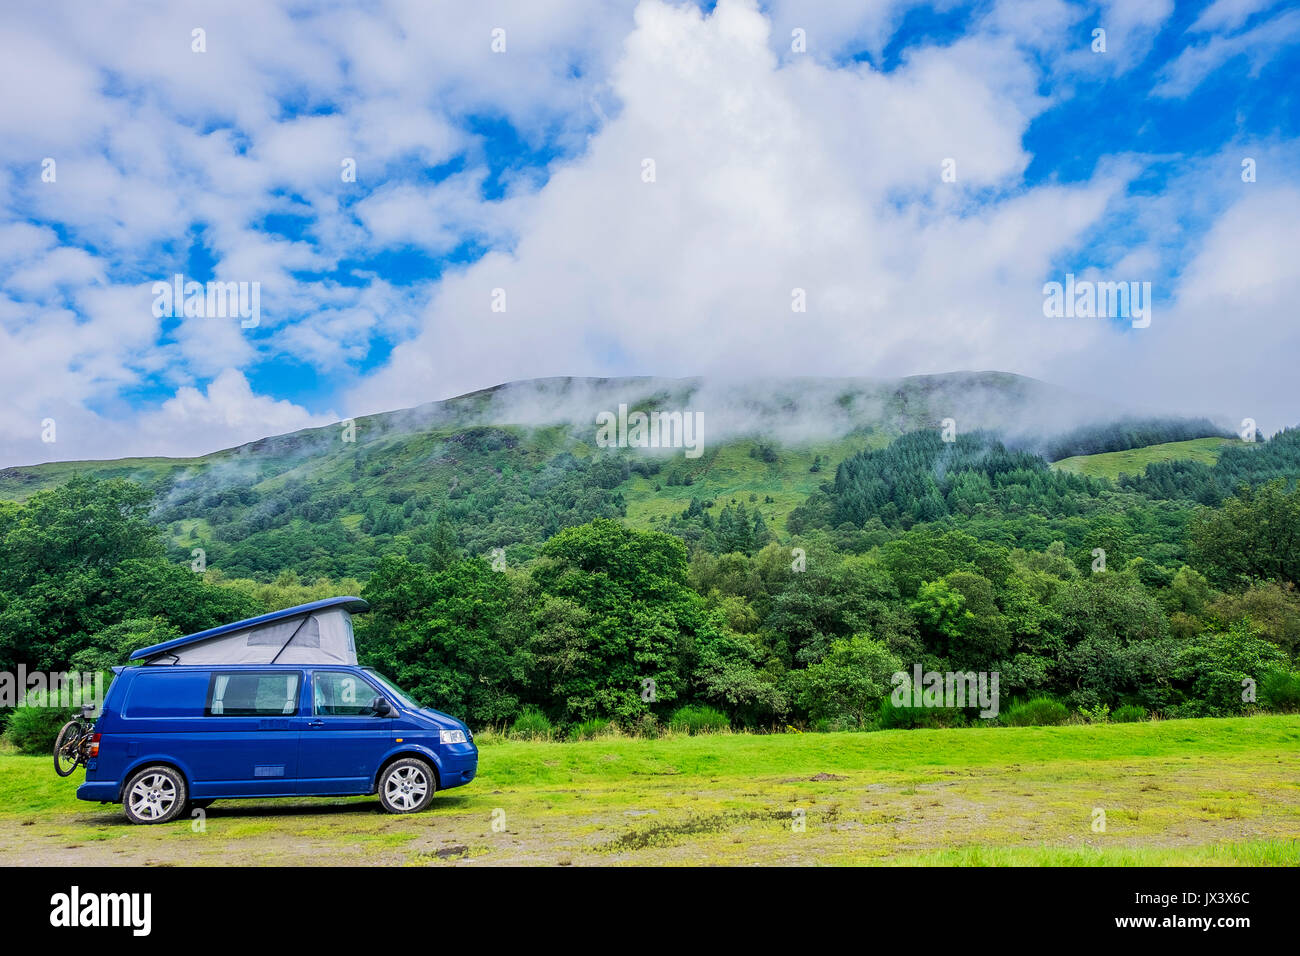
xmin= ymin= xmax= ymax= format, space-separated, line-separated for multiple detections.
xmin=372 ymin=697 xmax=392 ymax=717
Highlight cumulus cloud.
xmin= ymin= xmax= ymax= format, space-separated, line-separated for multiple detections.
xmin=349 ymin=0 xmax=1124 ymax=413
xmin=1 ymin=0 xmax=1298 ymax=466
xmin=146 ymin=369 xmax=333 ymax=447
xmin=0 ymin=0 xmax=642 ymax=464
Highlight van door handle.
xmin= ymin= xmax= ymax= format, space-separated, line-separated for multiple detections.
xmin=307 ymin=720 xmax=324 ymax=728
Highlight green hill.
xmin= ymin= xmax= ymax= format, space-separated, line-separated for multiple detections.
xmin=1051 ymin=437 xmax=1244 ymax=480
xmin=0 ymin=372 xmax=1239 ymax=579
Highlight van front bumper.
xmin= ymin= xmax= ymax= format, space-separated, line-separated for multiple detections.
xmin=439 ymin=749 xmax=478 ymax=789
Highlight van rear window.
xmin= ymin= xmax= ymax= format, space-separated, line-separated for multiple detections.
xmin=122 ymin=671 xmax=210 ymax=718
xmin=206 ymin=672 xmax=300 ymax=717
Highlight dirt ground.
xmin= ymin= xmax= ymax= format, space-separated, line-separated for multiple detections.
xmin=4 ymin=746 xmax=1297 ymax=866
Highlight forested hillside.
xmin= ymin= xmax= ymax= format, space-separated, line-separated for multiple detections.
xmin=2 ymin=374 xmax=1297 ymax=740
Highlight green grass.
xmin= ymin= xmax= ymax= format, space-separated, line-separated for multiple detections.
xmin=3 ymin=716 xmax=1297 ymax=866
xmin=1051 ymin=437 xmax=1243 ymax=480
xmin=622 ymin=434 xmax=884 ymax=532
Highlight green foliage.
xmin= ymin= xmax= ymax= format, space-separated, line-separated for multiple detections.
xmin=568 ymin=718 xmax=617 ymax=741
xmin=1054 ymin=437 xmax=1234 ymax=481
xmin=822 ymin=431 xmax=1104 ymax=530
xmin=1003 ymin=697 xmax=1070 ymax=726
xmin=693 ymin=628 xmax=787 ymax=727
xmin=361 ymin=555 xmax=529 ymax=726
xmin=667 ymin=704 xmax=730 ymax=735
xmin=508 ymin=705 xmax=555 ymax=740
xmin=786 ymin=635 xmax=901 ymax=729
xmin=6 ymin=411 xmax=1300 ymax=737
xmin=151 ymin=437 xmax=630 ymax=579
xmin=0 ymin=476 xmax=261 ymax=673
xmin=1206 ymin=582 xmax=1300 ymax=657
xmin=876 ymin=699 xmax=945 ymax=729
xmin=1188 ymin=479 xmax=1300 ymax=587
xmin=207 ymin=569 xmax=365 ymax=613
xmin=1050 ymin=572 xmax=1171 ymax=709
xmin=1112 ymin=704 xmax=1148 ymax=723
xmin=1170 ymin=620 xmax=1286 ymax=717
xmin=1259 ymin=670 xmax=1300 ymax=712
xmin=69 ymin=617 xmax=181 ymax=672
xmin=3 ymin=678 xmax=104 ymax=755
xmin=1077 ymin=702 xmax=1111 ymax=724
xmin=1122 ymin=427 xmax=1300 ymax=504
xmin=531 ymin=519 xmax=707 ymax=723
xmin=1039 ymin=417 xmax=1230 ymax=462
xmin=627 ymin=713 xmax=661 ymax=739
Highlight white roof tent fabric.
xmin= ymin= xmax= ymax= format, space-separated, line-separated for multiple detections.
xmin=129 ymin=597 xmax=369 ymax=666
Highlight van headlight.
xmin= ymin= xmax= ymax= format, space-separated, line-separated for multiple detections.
xmin=439 ymin=729 xmax=467 ymax=745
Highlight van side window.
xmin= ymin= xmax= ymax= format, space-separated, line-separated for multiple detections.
xmin=206 ymin=672 xmax=300 ymax=717
xmin=313 ymin=671 xmax=380 ymax=717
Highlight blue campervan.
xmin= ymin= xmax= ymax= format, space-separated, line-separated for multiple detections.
xmin=77 ymin=598 xmax=477 ymax=824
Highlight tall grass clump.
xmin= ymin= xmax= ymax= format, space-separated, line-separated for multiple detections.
xmin=1112 ymin=704 xmax=1148 ymax=723
xmin=667 ymin=704 xmax=730 ymax=736
xmin=1002 ymin=697 xmax=1070 ymax=727
xmin=508 ymin=705 xmax=555 ymax=741
xmin=1260 ymin=670 xmax=1300 ymax=712
xmin=568 ymin=718 xmax=617 ymax=741
xmin=471 ymin=726 xmax=505 ymax=746
xmin=628 ymin=713 xmax=661 ymax=739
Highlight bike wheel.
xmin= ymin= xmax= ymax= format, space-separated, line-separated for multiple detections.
xmin=53 ymin=721 xmax=85 ymax=777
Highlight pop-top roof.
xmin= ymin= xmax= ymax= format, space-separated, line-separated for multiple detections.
xmin=129 ymin=597 xmax=370 ymax=663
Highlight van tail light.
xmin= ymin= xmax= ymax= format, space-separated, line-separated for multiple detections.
xmin=88 ymin=734 xmax=101 ymax=758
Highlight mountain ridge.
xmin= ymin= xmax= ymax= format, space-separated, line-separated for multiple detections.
xmin=0 ymin=369 xmax=1187 ymax=479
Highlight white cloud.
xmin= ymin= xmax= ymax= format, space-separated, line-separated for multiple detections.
xmin=149 ymin=368 xmax=332 ymax=441
xmin=1156 ymin=8 xmax=1300 ymax=97
xmin=1191 ymin=0 xmax=1278 ymax=33
xmin=349 ymin=0 xmax=1122 ymax=414
xmin=1 ymin=0 xmax=1298 ymax=467
xmin=1047 ymin=184 xmax=1300 ymax=434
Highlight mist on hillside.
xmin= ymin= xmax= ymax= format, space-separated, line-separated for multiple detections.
xmin=375 ymin=370 xmax=1224 ymax=456
xmin=1 ymin=372 xmax=1238 ymax=496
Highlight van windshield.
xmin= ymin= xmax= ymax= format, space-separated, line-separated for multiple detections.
xmin=363 ymin=668 xmax=421 ymax=711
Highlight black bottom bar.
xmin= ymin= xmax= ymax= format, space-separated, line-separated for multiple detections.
xmin=7 ymin=865 xmax=1285 ymax=943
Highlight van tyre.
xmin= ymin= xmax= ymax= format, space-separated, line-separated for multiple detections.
xmin=123 ymin=765 xmax=188 ymax=825
xmin=378 ymin=758 xmax=436 ymax=814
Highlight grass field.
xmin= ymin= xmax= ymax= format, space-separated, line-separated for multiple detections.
xmin=1051 ymin=437 xmax=1241 ymax=480
xmin=2 ymin=716 xmax=1298 ymax=866
xmin=621 ymin=435 xmax=879 ymax=532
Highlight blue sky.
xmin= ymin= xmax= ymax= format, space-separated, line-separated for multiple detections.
xmin=1 ymin=0 xmax=1298 ymax=465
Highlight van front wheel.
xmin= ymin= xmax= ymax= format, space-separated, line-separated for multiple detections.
xmin=378 ymin=758 xmax=436 ymax=814
xmin=123 ymin=766 xmax=188 ymax=825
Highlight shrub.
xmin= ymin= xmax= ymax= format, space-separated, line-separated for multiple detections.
xmin=1077 ymin=702 xmax=1111 ymax=724
xmin=1002 ymin=697 xmax=1070 ymax=727
xmin=508 ymin=706 xmax=554 ymax=741
xmin=1260 ymin=670 xmax=1300 ymax=713
xmin=3 ymin=681 xmax=100 ymax=755
xmin=786 ymin=635 xmax=901 ymax=729
xmin=667 ymin=704 xmax=730 ymax=736
xmin=1170 ymin=620 xmax=1286 ymax=716
xmin=628 ymin=713 xmax=661 ymax=739
xmin=1112 ymin=704 xmax=1148 ymax=723
xmin=876 ymin=700 xmax=941 ymax=730
xmin=568 ymin=718 xmax=617 ymax=741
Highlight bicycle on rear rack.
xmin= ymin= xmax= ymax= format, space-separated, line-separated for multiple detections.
xmin=53 ymin=705 xmax=98 ymax=777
